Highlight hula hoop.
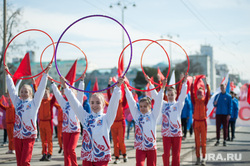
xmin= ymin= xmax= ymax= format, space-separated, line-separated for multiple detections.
xmin=3 ymin=29 xmax=55 ymax=80
xmin=142 ymin=39 xmax=190 ymax=86
xmin=54 ymin=15 xmax=133 ymax=93
xmin=118 ymin=39 xmax=170 ymax=92
xmin=40 ymin=41 xmax=88 ymax=84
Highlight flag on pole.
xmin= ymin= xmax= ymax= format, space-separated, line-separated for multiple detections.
xmin=12 ymin=52 xmax=32 ymax=85
xmin=65 ymin=59 xmax=77 ymax=86
xmin=157 ymin=67 xmax=165 ymax=81
xmin=92 ymin=77 xmax=99 ymax=91
xmin=169 ymin=70 xmax=175 ymax=89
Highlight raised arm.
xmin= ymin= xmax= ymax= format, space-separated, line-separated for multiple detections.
xmin=152 ymin=78 xmax=166 ymax=120
xmin=124 ymin=84 xmax=140 ymax=121
xmin=33 ymin=63 xmax=51 ymax=109
xmin=5 ymin=66 xmax=19 ymax=106
xmin=0 ymin=102 xmax=7 ymax=110
xmin=204 ymin=82 xmax=210 ymax=106
xmin=61 ymin=76 xmax=86 ymax=122
xmin=76 ymin=74 xmax=85 ymax=105
xmin=51 ymin=83 xmax=67 ymax=107
xmin=105 ymin=77 xmax=123 ymax=128
xmin=177 ymin=74 xmax=188 ymax=115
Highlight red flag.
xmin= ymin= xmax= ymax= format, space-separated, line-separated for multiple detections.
xmin=186 ymin=76 xmax=193 ymax=94
xmin=12 ymin=52 xmax=32 ymax=85
xmin=247 ymin=84 xmax=250 ymax=104
xmin=193 ymin=75 xmax=206 ymax=98
xmin=117 ymin=55 xmax=124 ymax=77
xmin=34 ymin=74 xmax=43 ymax=87
xmin=65 ymin=60 xmax=77 ymax=86
xmin=93 ymin=77 xmax=99 ymax=91
xmin=157 ymin=67 xmax=165 ymax=81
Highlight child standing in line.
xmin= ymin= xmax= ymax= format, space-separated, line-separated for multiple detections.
xmin=0 ymin=93 xmax=15 ymax=154
xmin=124 ymin=78 xmax=167 ymax=166
xmin=149 ymin=74 xmax=188 ymax=166
xmin=50 ymin=75 xmax=85 ymax=166
xmin=190 ymin=77 xmax=210 ymax=165
xmin=5 ymin=64 xmax=51 ymax=166
xmin=107 ymin=77 xmax=127 ymax=164
xmin=61 ymin=76 xmax=123 ymax=166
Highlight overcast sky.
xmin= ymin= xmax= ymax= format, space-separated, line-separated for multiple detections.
xmin=4 ymin=0 xmax=250 ymax=81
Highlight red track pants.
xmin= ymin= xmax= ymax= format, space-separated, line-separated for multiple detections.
xmin=14 ymin=138 xmax=35 ymax=166
xmin=136 ymin=149 xmax=157 ymax=166
xmin=63 ymin=132 xmax=80 ymax=166
xmin=162 ymin=137 xmax=182 ymax=166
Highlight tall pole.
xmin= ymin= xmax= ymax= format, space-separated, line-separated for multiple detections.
xmin=2 ymin=0 xmax=7 ymax=94
xmin=121 ymin=7 xmax=124 ymax=52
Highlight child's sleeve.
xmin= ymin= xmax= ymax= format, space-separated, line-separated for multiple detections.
xmin=125 ymin=87 xmax=140 ymax=121
xmin=152 ymin=88 xmax=164 ymax=121
xmin=6 ymin=75 xmax=19 ymax=106
xmin=177 ymin=81 xmax=187 ymax=115
xmin=149 ymin=83 xmax=167 ymax=105
xmin=51 ymin=83 xmax=67 ymax=107
xmin=0 ymin=102 xmax=6 ymax=110
xmin=64 ymin=87 xmax=86 ymax=122
xmin=33 ymin=74 xmax=48 ymax=110
xmin=105 ymin=86 xmax=121 ymax=128
xmin=76 ymin=80 xmax=85 ymax=105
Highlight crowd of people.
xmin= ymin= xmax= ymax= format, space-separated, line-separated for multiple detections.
xmin=0 ymin=65 xmax=239 ymax=166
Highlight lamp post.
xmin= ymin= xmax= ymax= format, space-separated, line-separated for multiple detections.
xmin=110 ymin=1 xmax=136 ymax=65
xmin=2 ymin=0 xmax=7 ymax=94
xmin=161 ymin=34 xmax=179 ymax=71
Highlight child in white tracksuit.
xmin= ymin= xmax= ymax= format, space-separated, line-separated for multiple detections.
xmin=5 ymin=65 xmax=51 ymax=166
xmin=61 ymin=76 xmax=123 ymax=166
xmin=50 ymin=76 xmax=85 ymax=166
xmin=124 ymin=79 xmax=167 ymax=166
xmin=149 ymin=74 xmax=188 ymax=166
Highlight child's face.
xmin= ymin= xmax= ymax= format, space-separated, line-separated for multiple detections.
xmin=90 ymin=95 xmax=104 ymax=114
xmin=20 ymin=86 xmax=32 ymax=100
xmin=43 ymin=90 xmax=50 ymax=99
xmin=139 ymin=101 xmax=151 ymax=114
xmin=167 ymin=90 xmax=176 ymax=102
xmin=197 ymin=90 xmax=204 ymax=99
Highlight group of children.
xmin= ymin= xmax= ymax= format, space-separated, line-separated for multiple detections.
xmin=2 ymin=63 xmax=239 ymax=166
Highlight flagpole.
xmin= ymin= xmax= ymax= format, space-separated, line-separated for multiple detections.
xmin=2 ymin=0 xmax=7 ymax=94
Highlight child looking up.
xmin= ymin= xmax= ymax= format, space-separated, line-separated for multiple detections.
xmin=148 ymin=74 xmax=188 ymax=166
xmin=5 ymin=64 xmax=51 ymax=166
xmin=61 ymin=76 xmax=124 ymax=166
xmin=124 ymin=78 xmax=167 ymax=166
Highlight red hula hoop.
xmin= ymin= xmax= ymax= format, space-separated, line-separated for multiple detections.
xmin=3 ymin=29 xmax=55 ymax=80
xmin=118 ymin=39 xmax=170 ymax=92
xmin=40 ymin=41 xmax=88 ymax=84
xmin=142 ymin=39 xmax=190 ymax=86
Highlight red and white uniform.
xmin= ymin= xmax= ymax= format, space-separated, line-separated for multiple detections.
xmin=125 ymin=88 xmax=164 ymax=150
xmin=51 ymin=82 xmax=85 ymax=133
xmin=6 ymin=74 xmax=48 ymax=139
xmin=150 ymin=83 xmax=187 ymax=137
xmin=64 ymin=86 xmax=121 ymax=162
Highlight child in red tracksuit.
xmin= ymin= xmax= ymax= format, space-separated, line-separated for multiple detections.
xmin=5 ymin=64 xmax=51 ymax=166
xmin=149 ymin=74 xmax=188 ymax=166
xmin=0 ymin=93 xmax=15 ymax=154
xmin=61 ymin=76 xmax=123 ymax=166
xmin=125 ymin=79 xmax=167 ymax=166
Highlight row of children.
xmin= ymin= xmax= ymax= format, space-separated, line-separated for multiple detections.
xmin=2 ymin=62 xmax=238 ymax=166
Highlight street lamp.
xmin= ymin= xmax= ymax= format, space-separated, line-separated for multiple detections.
xmin=161 ymin=34 xmax=179 ymax=71
xmin=110 ymin=1 xmax=136 ymax=52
